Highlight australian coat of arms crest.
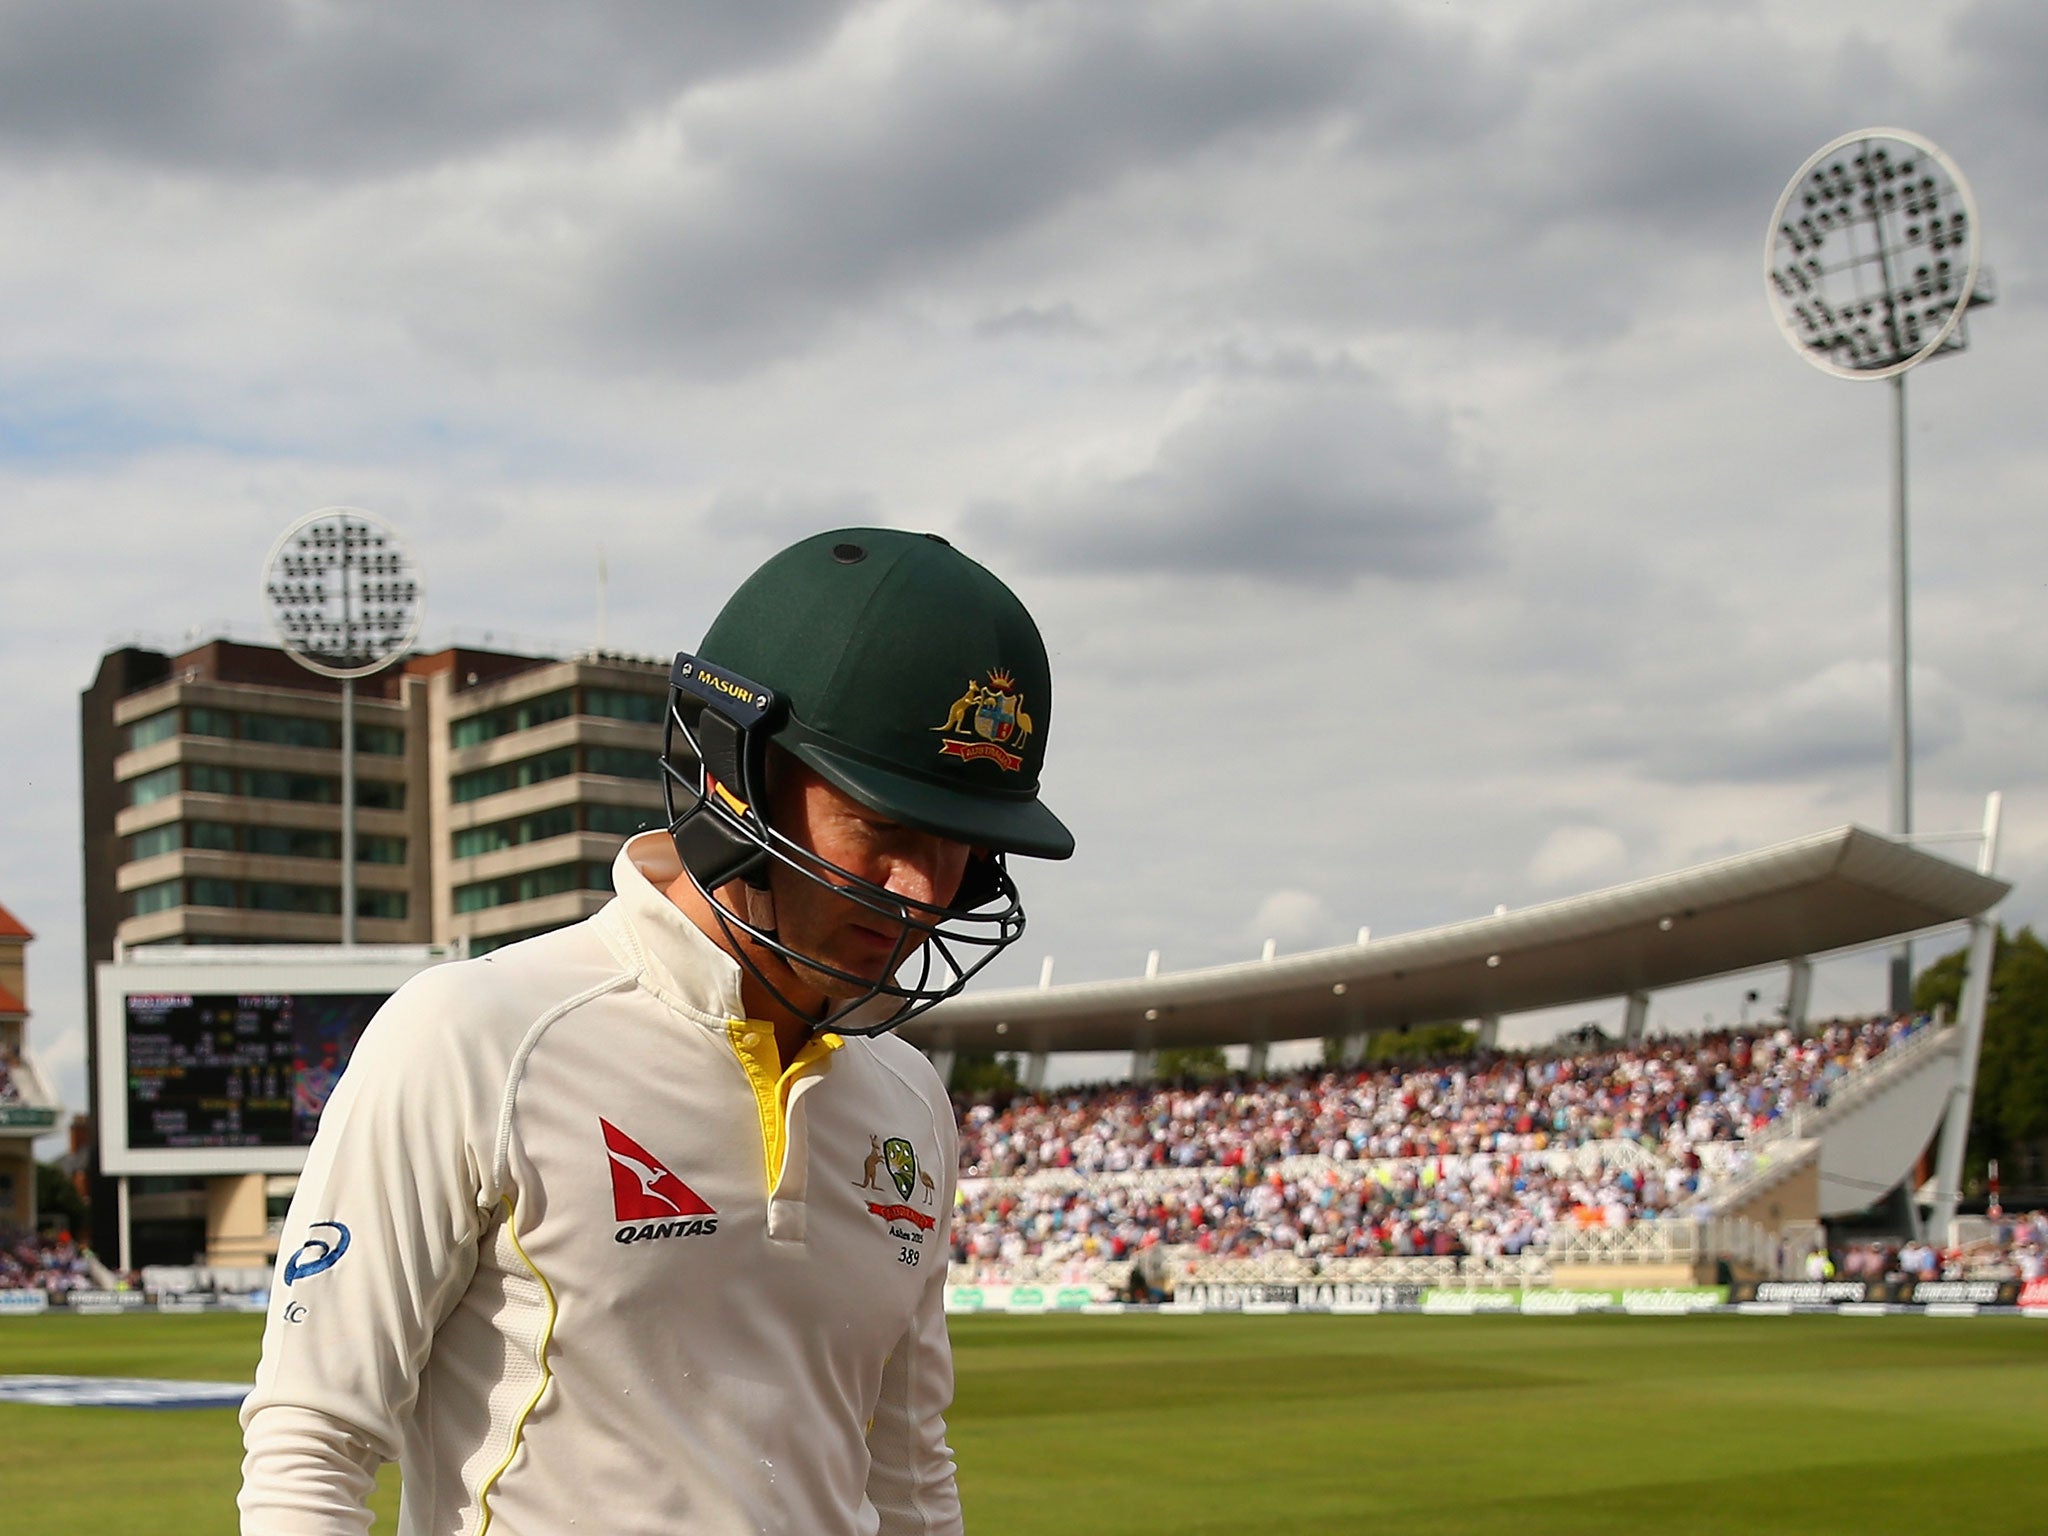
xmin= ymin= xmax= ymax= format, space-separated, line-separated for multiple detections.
xmin=932 ymin=669 xmax=1033 ymax=772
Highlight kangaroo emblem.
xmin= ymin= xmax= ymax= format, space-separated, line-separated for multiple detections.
xmin=854 ymin=1134 xmax=886 ymax=1192
xmin=932 ymin=680 xmax=988 ymax=734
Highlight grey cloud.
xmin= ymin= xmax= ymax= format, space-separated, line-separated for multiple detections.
xmin=975 ymin=302 xmax=1095 ymax=340
xmin=1615 ymin=661 xmax=1965 ymax=785
xmin=1256 ymin=9 xmax=1941 ymax=345
xmin=1144 ymin=339 xmax=1373 ymax=388
xmin=1941 ymin=4 xmax=2048 ymax=262
xmin=1524 ymin=24 xmax=1884 ymax=239
xmin=1952 ymin=0 xmax=2048 ymax=114
xmin=0 ymin=1 xmax=846 ymax=175
xmin=699 ymin=483 xmax=884 ymax=548
xmin=580 ymin=4 xmax=1506 ymax=369
xmin=964 ymin=379 xmax=1495 ymax=586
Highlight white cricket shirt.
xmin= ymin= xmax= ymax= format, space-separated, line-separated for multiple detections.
xmin=240 ymin=832 xmax=963 ymax=1536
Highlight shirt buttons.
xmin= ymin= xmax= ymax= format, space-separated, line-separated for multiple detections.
xmin=739 ymin=1031 xmax=762 ymax=1048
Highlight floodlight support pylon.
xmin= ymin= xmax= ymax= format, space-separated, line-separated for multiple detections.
xmin=1887 ymin=372 xmax=1912 ymax=1011
xmin=341 ymin=678 xmax=356 ymax=946
xmin=1923 ymin=790 xmax=2001 ymax=1242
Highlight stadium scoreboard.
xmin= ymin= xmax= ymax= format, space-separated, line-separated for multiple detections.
xmin=97 ymin=947 xmax=453 ymax=1175
xmin=123 ymin=990 xmax=386 ymax=1151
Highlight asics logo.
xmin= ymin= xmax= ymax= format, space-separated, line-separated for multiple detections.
xmin=283 ymin=1222 xmax=351 ymax=1285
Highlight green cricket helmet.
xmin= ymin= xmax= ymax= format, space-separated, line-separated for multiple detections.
xmin=662 ymin=528 xmax=1072 ymax=1033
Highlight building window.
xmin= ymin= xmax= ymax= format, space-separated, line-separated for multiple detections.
xmin=450 ymin=747 xmax=575 ymax=804
xmin=355 ymin=723 xmax=406 ymax=756
xmin=128 ymin=824 xmax=181 ymax=861
xmin=356 ymin=890 xmax=409 ymax=920
xmin=246 ymin=826 xmax=340 ymax=861
xmin=452 ymin=806 xmax=576 ymax=859
xmin=189 ymin=821 xmax=238 ymax=851
xmin=355 ymin=779 xmax=406 ymax=811
xmin=187 ymin=707 xmax=237 ymax=739
xmin=450 ymin=690 xmax=574 ymax=749
xmin=453 ymin=861 xmax=598 ymax=913
xmin=246 ymin=882 xmax=340 ymax=915
xmin=584 ymin=688 xmax=666 ymax=724
xmin=359 ymin=835 xmax=408 ymax=865
xmin=188 ymin=763 xmax=239 ymax=796
xmin=125 ymin=765 xmax=182 ymax=807
xmin=452 ymin=882 xmax=497 ymax=914
xmin=125 ymin=710 xmax=179 ymax=753
xmin=585 ymin=803 xmax=655 ymax=838
xmin=583 ymin=745 xmax=659 ymax=781
xmin=244 ymin=769 xmax=336 ymax=803
xmin=241 ymin=713 xmax=340 ymax=750
xmin=127 ymin=880 xmax=181 ymax=917
xmin=470 ymin=928 xmax=545 ymax=956
xmin=450 ymin=825 xmax=495 ymax=859
xmin=190 ymin=877 xmax=239 ymax=909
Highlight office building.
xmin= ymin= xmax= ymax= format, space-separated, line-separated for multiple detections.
xmin=79 ymin=637 xmax=673 ymax=1264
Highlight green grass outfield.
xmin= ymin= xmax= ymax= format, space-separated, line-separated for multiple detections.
xmin=3 ymin=1310 xmax=2045 ymax=1533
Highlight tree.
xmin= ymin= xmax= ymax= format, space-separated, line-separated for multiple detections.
xmin=1152 ymin=1046 xmax=1229 ymax=1083
xmin=1322 ymin=1022 xmax=1480 ymax=1068
xmin=948 ymin=1050 xmax=1023 ymax=1101
xmin=1329 ymin=1022 xmax=1477 ymax=1067
xmin=36 ymin=1161 xmax=90 ymax=1237
xmin=1914 ymin=926 xmax=2048 ymax=1178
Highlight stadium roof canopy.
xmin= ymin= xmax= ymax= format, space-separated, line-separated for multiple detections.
xmin=903 ymin=824 xmax=2007 ymax=1057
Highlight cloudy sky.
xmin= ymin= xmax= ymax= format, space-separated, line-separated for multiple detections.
xmin=5 ymin=0 xmax=2044 ymax=1142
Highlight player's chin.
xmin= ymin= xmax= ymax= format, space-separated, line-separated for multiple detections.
xmin=807 ymin=930 xmax=923 ymax=993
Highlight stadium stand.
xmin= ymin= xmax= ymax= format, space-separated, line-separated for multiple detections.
xmin=9 ymin=1013 xmax=2035 ymax=1301
xmin=0 ymin=1226 xmax=97 ymax=1292
xmin=947 ymin=1014 xmax=1974 ymax=1288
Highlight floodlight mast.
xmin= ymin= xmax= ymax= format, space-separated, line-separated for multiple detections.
xmin=260 ymin=509 xmax=423 ymax=944
xmin=1764 ymin=127 xmax=1993 ymax=1013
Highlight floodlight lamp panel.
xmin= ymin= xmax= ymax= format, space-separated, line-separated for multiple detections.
xmin=260 ymin=507 xmax=424 ymax=679
xmin=1763 ymin=127 xmax=1981 ymax=381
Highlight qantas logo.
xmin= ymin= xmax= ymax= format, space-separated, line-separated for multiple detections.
xmin=600 ymin=1119 xmax=719 ymax=1244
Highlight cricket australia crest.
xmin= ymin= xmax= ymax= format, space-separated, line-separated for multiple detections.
xmin=857 ymin=1133 xmax=939 ymax=1233
xmin=883 ymin=1137 xmax=918 ymax=1202
xmin=932 ymin=669 xmax=1033 ymax=772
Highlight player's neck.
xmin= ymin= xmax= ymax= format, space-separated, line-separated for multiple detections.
xmin=663 ymin=871 xmax=825 ymax=1059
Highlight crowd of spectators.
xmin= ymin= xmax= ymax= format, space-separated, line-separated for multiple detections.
xmin=0 ymin=1226 xmax=96 ymax=1291
xmin=1830 ymin=1208 xmax=2048 ymax=1284
xmin=950 ymin=1015 xmax=1929 ymax=1276
xmin=0 ymin=1044 xmax=24 ymax=1104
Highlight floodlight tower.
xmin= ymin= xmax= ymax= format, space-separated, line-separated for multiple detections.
xmin=261 ymin=509 xmax=423 ymax=944
xmin=1765 ymin=128 xmax=1993 ymax=1013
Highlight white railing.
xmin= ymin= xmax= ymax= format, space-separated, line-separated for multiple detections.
xmin=1545 ymin=1218 xmax=1705 ymax=1265
xmin=1310 ymin=1252 xmax=1552 ymax=1287
xmin=1544 ymin=1213 xmax=1793 ymax=1274
xmin=949 ymin=1217 xmax=1801 ymax=1288
xmin=947 ymin=1259 xmax=1135 ymax=1289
